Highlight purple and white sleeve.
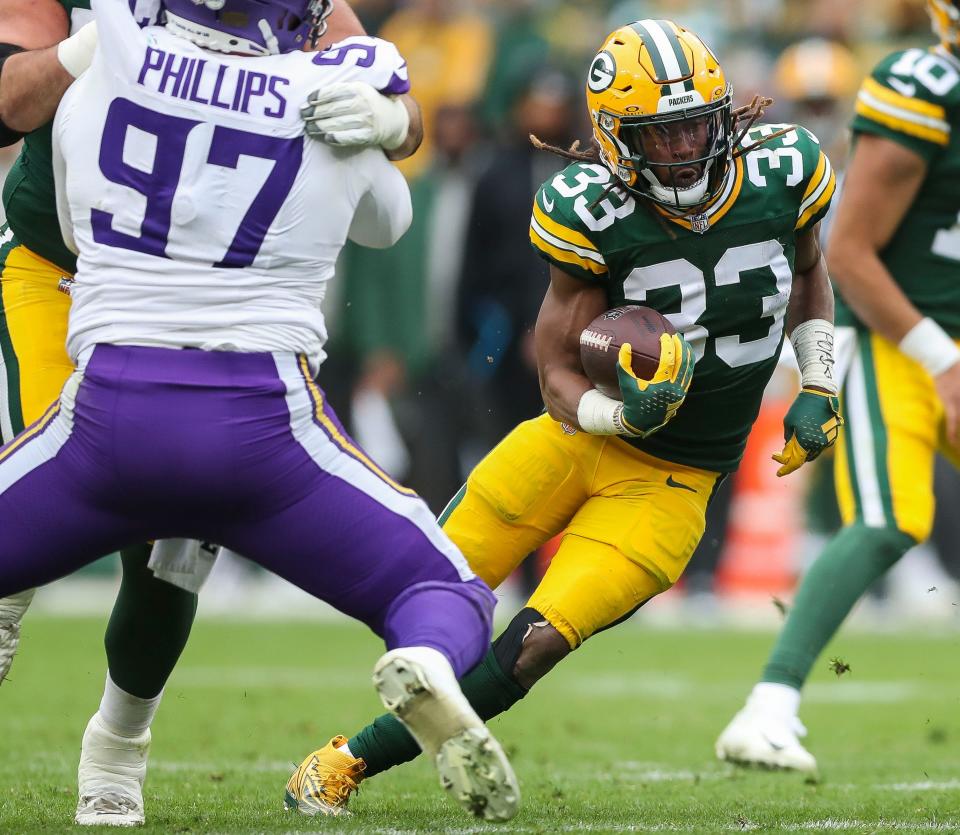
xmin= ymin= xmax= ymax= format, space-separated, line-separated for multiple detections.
xmin=310 ymin=36 xmax=411 ymax=96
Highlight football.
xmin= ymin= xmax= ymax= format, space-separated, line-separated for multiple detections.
xmin=579 ymin=305 xmax=676 ymax=398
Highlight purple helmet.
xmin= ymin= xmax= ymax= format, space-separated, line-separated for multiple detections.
xmin=164 ymin=0 xmax=334 ymax=56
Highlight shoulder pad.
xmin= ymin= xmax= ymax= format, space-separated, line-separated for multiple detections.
xmin=853 ymin=48 xmax=956 ymax=151
xmin=529 ymin=162 xmax=622 ymax=282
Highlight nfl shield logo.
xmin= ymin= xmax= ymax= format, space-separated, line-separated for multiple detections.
xmin=691 ymin=213 xmax=709 ymax=234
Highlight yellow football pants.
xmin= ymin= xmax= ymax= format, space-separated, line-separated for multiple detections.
xmin=835 ymin=331 xmax=960 ymax=543
xmin=0 ymin=240 xmax=73 ymax=441
xmin=441 ymin=414 xmax=721 ymax=648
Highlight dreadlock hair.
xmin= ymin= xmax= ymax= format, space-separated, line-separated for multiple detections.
xmin=529 ymin=94 xmax=788 ymax=217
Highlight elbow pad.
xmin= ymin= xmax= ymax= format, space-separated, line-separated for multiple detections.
xmin=0 ymin=43 xmax=26 ymax=147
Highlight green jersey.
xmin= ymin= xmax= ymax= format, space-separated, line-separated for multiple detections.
xmin=529 ymin=124 xmax=835 ymax=472
xmin=2 ymin=0 xmax=93 ymax=274
xmin=839 ymin=46 xmax=960 ymax=335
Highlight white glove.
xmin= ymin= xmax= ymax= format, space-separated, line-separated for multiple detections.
xmin=301 ymin=81 xmax=410 ymax=151
xmin=57 ymin=21 xmax=98 ymax=78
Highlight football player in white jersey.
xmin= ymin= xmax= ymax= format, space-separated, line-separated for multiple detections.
xmin=0 ymin=0 xmax=428 ymax=827
xmin=0 ymin=0 xmax=519 ymax=826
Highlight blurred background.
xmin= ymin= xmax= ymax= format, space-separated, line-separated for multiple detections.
xmin=14 ymin=0 xmax=960 ymax=627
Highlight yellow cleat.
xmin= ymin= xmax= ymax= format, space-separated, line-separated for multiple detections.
xmin=284 ymin=735 xmax=366 ymax=817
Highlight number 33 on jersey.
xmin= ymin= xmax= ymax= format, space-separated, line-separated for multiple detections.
xmin=529 ymin=125 xmax=836 ymax=473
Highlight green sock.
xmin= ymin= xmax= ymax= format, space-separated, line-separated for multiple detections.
xmin=350 ymin=647 xmax=527 ymax=777
xmin=762 ymin=523 xmax=914 ymax=690
xmin=104 ymin=544 xmax=199 ymax=699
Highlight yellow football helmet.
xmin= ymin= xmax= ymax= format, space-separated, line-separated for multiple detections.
xmin=586 ymin=19 xmax=732 ymax=212
xmin=929 ymin=0 xmax=960 ymax=50
xmin=775 ymin=39 xmax=859 ymax=103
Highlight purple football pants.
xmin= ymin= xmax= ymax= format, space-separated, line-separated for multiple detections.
xmin=0 ymin=345 xmax=494 ymax=677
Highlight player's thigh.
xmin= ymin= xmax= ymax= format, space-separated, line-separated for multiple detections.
xmin=224 ymin=371 xmax=478 ymax=623
xmin=440 ymin=413 xmax=595 ymax=589
xmin=573 ymin=440 xmax=718 ymax=589
xmin=835 ymin=332 xmax=937 ymax=542
xmin=0 ymin=242 xmax=73 ymax=440
xmin=0 ymin=386 xmax=141 ymax=594
xmin=530 ymin=450 xmax=718 ymax=647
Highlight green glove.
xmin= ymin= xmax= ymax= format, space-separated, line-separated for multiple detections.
xmin=616 ymin=333 xmax=695 ymax=438
xmin=773 ymin=387 xmax=843 ymax=477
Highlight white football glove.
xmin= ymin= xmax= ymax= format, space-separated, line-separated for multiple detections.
xmin=301 ymin=81 xmax=409 ymax=151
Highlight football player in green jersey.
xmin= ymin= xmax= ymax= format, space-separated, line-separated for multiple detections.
xmin=0 ymin=0 xmax=423 ymax=825
xmin=718 ymin=0 xmax=960 ymax=775
xmin=283 ymin=19 xmax=843 ymax=817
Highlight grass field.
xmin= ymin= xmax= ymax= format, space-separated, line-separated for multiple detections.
xmin=1 ymin=616 xmax=959 ymax=833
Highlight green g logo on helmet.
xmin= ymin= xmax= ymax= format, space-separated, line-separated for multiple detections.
xmin=587 ymin=51 xmax=616 ymax=93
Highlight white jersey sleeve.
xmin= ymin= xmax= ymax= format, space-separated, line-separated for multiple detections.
xmin=56 ymin=0 xmax=413 ymax=374
xmin=309 ymin=36 xmax=410 ymax=96
xmin=348 ymin=162 xmax=412 ymax=249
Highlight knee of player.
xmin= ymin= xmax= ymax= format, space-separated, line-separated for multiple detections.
xmin=511 ymin=622 xmax=571 ymax=690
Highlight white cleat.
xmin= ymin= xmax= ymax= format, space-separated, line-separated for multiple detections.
xmin=0 ymin=588 xmax=36 ymax=684
xmin=75 ymin=712 xmax=149 ymax=827
xmin=373 ymin=647 xmax=520 ymax=822
xmin=716 ymin=701 xmax=818 ymax=775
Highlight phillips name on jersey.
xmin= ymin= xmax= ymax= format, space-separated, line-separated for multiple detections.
xmin=53 ymin=0 xmax=412 ymax=376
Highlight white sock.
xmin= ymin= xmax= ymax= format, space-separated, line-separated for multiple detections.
xmin=749 ymin=681 xmax=801 ymax=717
xmin=336 ymin=741 xmax=355 ymax=758
xmin=98 ymin=672 xmax=162 ymax=738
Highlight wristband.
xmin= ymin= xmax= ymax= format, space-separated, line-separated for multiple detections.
xmin=576 ymin=389 xmax=638 ymax=436
xmin=790 ymin=318 xmax=837 ymax=394
xmin=899 ymin=317 xmax=960 ymax=376
xmin=57 ymin=22 xmax=98 ymax=78
xmin=378 ymin=95 xmax=410 ymax=151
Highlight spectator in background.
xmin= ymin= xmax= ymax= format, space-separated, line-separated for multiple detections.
xmin=774 ymin=38 xmax=860 ymax=161
xmin=456 ymin=69 xmax=580 ymax=463
xmin=380 ymin=0 xmax=493 ymax=178
xmin=330 ymin=104 xmax=488 ymax=510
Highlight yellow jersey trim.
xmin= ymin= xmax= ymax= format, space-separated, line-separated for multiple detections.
xmin=529 ymin=227 xmax=608 ymax=276
xmin=656 ymin=156 xmax=744 ymax=231
xmin=796 ymin=151 xmax=836 ymax=230
xmin=531 ymin=200 xmax=599 ymax=252
xmin=856 ymin=81 xmax=951 ymax=146
xmin=796 ymin=168 xmax=836 ymax=231
xmin=861 ymin=77 xmax=947 ymax=121
xmin=800 ymin=151 xmax=828 ymax=204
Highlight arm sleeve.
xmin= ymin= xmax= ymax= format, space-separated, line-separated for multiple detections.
xmin=347 ymin=155 xmax=412 ymax=249
xmin=852 ymin=50 xmax=952 ymax=162
xmin=528 ymin=175 xmax=607 ymax=283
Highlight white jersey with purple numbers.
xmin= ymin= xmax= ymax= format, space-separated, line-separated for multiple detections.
xmin=53 ymin=0 xmax=412 ymax=373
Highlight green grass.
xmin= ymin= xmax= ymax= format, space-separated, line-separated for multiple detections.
xmin=2 ymin=616 xmax=960 ymax=833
